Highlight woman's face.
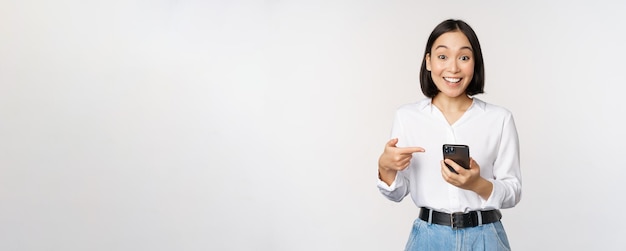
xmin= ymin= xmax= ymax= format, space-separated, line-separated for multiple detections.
xmin=426 ymin=31 xmax=475 ymax=98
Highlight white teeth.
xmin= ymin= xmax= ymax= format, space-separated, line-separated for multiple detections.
xmin=444 ymin=77 xmax=461 ymax=83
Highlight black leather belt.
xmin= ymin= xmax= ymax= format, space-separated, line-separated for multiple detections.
xmin=419 ymin=207 xmax=502 ymax=229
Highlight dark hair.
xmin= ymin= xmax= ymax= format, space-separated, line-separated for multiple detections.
xmin=419 ymin=19 xmax=485 ymax=98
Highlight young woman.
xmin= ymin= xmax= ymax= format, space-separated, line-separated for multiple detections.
xmin=377 ymin=19 xmax=522 ymax=251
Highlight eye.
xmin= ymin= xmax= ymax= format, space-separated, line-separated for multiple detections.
xmin=460 ymin=55 xmax=470 ymax=61
xmin=437 ymin=55 xmax=447 ymax=60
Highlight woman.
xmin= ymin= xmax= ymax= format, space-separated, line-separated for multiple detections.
xmin=377 ymin=19 xmax=522 ymax=251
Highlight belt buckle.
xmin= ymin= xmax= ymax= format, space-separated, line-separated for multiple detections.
xmin=450 ymin=212 xmax=464 ymax=229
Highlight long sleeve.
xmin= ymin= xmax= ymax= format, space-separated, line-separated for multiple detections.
xmin=377 ymin=171 xmax=410 ymax=202
xmin=376 ymin=98 xmax=521 ymax=212
xmin=482 ymin=113 xmax=522 ymax=209
xmin=377 ymin=109 xmax=412 ymax=203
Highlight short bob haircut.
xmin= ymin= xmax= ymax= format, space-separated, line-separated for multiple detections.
xmin=420 ymin=19 xmax=485 ymax=98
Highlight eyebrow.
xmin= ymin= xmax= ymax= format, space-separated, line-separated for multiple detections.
xmin=434 ymin=45 xmax=473 ymax=51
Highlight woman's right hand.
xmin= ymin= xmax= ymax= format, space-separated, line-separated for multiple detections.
xmin=378 ymin=138 xmax=425 ymax=185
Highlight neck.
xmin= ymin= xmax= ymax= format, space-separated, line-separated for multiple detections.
xmin=432 ymin=94 xmax=473 ymax=112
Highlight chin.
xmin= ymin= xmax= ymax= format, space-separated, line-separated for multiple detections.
xmin=439 ymin=90 xmax=467 ymax=98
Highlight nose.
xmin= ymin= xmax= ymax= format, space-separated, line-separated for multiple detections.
xmin=448 ymin=59 xmax=460 ymax=73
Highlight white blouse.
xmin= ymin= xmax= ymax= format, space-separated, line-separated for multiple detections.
xmin=377 ymin=98 xmax=522 ymax=213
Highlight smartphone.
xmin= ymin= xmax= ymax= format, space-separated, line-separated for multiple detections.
xmin=442 ymin=144 xmax=470 ymax=174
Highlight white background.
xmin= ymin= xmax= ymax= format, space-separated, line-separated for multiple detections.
xmin=1 ymin=1 xmax=625 ymax=250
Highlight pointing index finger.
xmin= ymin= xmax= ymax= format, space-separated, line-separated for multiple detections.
xmin=397 ymin=147 xmax=425 ymax=154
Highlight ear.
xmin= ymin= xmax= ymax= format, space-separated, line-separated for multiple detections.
xmin=425 ymin=53 xmax=431 ymax=71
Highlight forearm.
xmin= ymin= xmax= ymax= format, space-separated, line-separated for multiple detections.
xmin=488 ymin=179 xmax=522 ymax=209
xmin=470 ymin=178 xmax=493 ymax=200
xmin=378 ymin=165 xmax=397 ymax=186
xmin=377 ymin=170 xmax=409 ymax=203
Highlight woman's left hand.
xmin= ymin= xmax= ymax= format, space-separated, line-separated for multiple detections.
xmin=441 ymin=158 xmax=493 ymax=200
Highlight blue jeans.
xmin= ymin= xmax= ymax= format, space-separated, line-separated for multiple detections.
xmin=405 ymin=218 xmax=511 ymax=251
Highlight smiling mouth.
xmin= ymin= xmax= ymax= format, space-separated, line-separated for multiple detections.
xmin=444 ymin=77 xmax=461 ymax=83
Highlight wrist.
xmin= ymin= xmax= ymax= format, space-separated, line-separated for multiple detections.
xmin=472 ymin=178 xmax=493 ymax=200
xmin=378 ymin=164 xmax=395 ymax=174
xmin=378 ymin=165 xmax=397 ymax=185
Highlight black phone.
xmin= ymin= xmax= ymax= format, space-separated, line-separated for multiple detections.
xmin=442 ymin=144 xmax=470 ymax=174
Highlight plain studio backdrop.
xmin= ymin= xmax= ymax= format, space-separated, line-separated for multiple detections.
xmin=1 ymin=1 xmax=625 ymax=250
